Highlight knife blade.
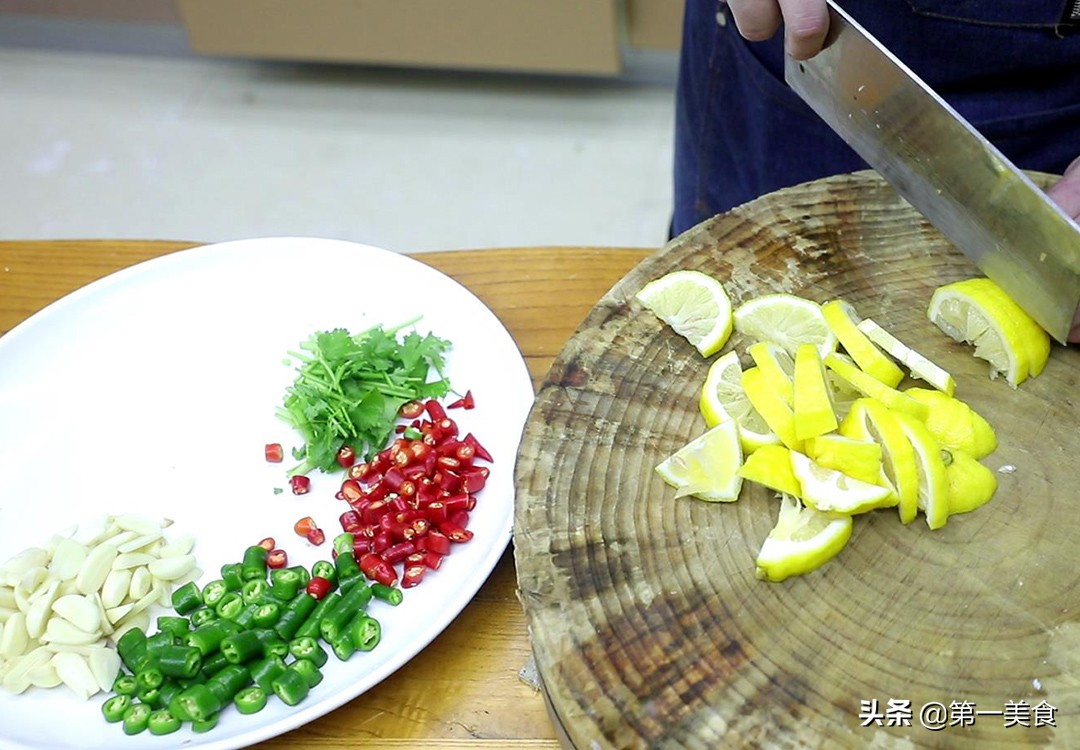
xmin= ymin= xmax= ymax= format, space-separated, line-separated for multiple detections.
xmin=784 ymin=0 xmax=1080 ymax=343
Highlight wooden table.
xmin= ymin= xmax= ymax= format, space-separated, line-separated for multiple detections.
xmin=0 ymin=239 xmax=653 ymax=749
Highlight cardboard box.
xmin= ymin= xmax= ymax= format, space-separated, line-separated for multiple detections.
xmin=626 ymin=0 xmax=685 ymax=51
xmin=177 ymin=0 xmax=621 ymax=76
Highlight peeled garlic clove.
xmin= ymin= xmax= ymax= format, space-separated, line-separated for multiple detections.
xmin=48 ymin=538 xmax=88 ymax=582
xmin=0 ymin=548 xmax=49 ymax=582
xmin=117 ymin=533 xmax=162 ymax=554
xmin=75 ymin=543 xmax=118 ymax=596
xmin=87 ymin=646 xmax=121 ymax=692
xmin=100 ymin=568 xmax=133 ymax=610
xmin=115 ymin=514 xmax=165 ymax=537
xmin=157 ymin=535 xmax=195 ymax=558
xmin=51 ymin=651 xmax=99 ymax=700
xmin=28 ymin=663 xmax=62 ymax=689
xmin=0 ymin=586 xmax=16 ymax=610
xmin=42 ymin=617 xmax=99 ymax=646
xmin=52 ymin=595 xmax=101 ymax=635
xmin=147 ymin=554 xmax=196 ymax=582
xmin=0 ymin=612 xmax=29 ymax=658
xmin=105 ymin=602 xmax=134 ymax=625
xmin=111 ymin=553 xmax=155 ymax=571
xmin=25 ymin=579 xmax=61 ymax=640
xmin=128 ymin=566 xmax=151 ymax=600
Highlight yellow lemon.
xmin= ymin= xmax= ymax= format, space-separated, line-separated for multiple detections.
xmin=699 ymin=350 xmax=780 ymax=453
xmin=789 ymin=450 xmax=895 ymax=515
xmin=755 ymin=494 xmax=853 ymax=582
xmin=636 ymin=270 xmax=733 ymax=357
xmin=856 ymin=318 xmax=956 ymax=396
xmin=893 ymin=412 xmax=950 ymax=530
xmin=804 ymin=433 xmax=883 ymax=486
xmin=944 ymin=449 xmax=998 ymax=515
xmin=733 ymin=293 xmax=838 ymax=359
xmin=927 ymin=277 xmax=1048 ymax=387
xmin=824 ymin=353 xmax=929 ymax=422
xmin=793 ymin=343 xmax=838 ymax=441
xmin=742 ymin=366 xmax=804 ymax=452
xmin=655 ymin=420 xmax=743 ymax=502
xmin=821 ymin=300 xmax=905 ymax=388
xmin=738 ymin=444 xmax=802 ymax=497
xmin=839 ymin=398 xmax=918 ymax=523
xmin=904 ymin=387 xmax=997 ymax=459
xmin=747 ymin=341 xmax=795 ymax=406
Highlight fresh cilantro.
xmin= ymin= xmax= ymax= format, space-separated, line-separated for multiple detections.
xmin=277 ymin=320 xmax=451 ymax=475
xmin=273 ymin=487 xmax=284 ymax=495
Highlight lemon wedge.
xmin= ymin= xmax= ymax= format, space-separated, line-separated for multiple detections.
xmin=742 ymin=366 xmax=804 ymax=452
xmin=699 ymin=351 xmax=780 ymax=453
xmin=738 ymin=444 xmax=802 ymax=497
xmin=636 ymin=270 xmax=733 ymax=357
xmin=747 ymin=341 xmax=795 ymax=407
xmin=944 ymin=449 xmax=998 ymax=515
xmin=839 ymin=398 xmax=918 ymax=523
xmin=904 ymin=387 xmax=997 ymax=459
xmin=793 ymin=343 xmax=838 ymax=441
xmin=789 ymin=450 xmax=895 ymax=515
xmin=755 ymin=494 xmax=853 ymax=582
xmin=824 ymin=353 xmax=929 ymax=422
xmin=893 ymin=412 xmax=950 ymax=530
xmin=821 ymin=300 xmax=905 ymax=388
xmin=927 ymin=277 xmax=1048 ymax=387
xmin=655 ymin=420 xmax=744 ymax=502
xmin=855 ymin=318 xmax=956 ymax=396
xmin=733 ymin=293 xmax=838 ymax=359
xmin=804 ymin=433 xmax=883 ymax=486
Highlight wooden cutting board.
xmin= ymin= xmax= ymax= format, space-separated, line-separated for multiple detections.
xmin=513 ymin=171 xmax=1080 ymax=749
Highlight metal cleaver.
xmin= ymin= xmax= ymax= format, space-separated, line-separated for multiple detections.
xmin=785 ymin=0 xmax=1080 ymax=343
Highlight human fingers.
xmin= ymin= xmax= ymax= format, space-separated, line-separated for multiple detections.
xmin=727 ymin=0 xmax=783 ymax=42
xmin=778 ymin=0 xmax=830 ymax=59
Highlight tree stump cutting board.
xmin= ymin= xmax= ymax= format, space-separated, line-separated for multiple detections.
xmin=514 ymin=171 xmax=1080 ymax=749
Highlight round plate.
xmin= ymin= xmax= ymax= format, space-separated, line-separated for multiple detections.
xmin=0 ymin=237 xmax=533 ymax=749
xmin=514 ymin=172 xmax=1080 ymax=748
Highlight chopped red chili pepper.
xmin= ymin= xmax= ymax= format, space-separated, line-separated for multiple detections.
xmin=401 ymin=564 xmax=425 ymax=588
xmin=447 ymin=390 xmax=475 ymax=410
xmin=257 ymin=537 xmax=276 ymax=552
xmin=398 ymin=400 xmax=425 ymax=419
xmin=294 ymin=516 xmax=317 ymax=537
xmin=305 ymin=576 xmax=332 ymax=600
xmin=359 ymin=553 xmax=397 ymax=587
xmin=290 ymin=475 xmax=311 ymax=495
xmin=267 ymin=548 xmax=289 ymax=569
xmin=336 ymin=445 xmax=356 ymax=468
xmin=264 ymin=443 xmax=284 ymax=463
xmin=305 ymin=527 xmax=326 ymax=546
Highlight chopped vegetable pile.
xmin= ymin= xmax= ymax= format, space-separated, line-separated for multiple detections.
xmin=277 ymin=322 xmax=452 ymax=475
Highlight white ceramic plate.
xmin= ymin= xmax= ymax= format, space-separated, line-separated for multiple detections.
xmin=0 ymin=237 xmax=534 ymax=749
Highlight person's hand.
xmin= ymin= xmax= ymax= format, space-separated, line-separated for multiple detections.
xmin=1047 ymin=156 xmax=1080 ymax=341
xmin=727 ymin=0 xmax=830 ymax=60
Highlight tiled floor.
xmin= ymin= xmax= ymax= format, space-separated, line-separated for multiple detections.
xmin=0 ymin=22 xmax=678 ymax=253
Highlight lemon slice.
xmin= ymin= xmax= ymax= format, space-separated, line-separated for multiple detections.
xmin=927 ymin=277 xmax=1047 ymax=387
xmin=893 ymin=412 xmax=949 ymax=530
xmin=789 ymin=450 xmax=894 ymax=515
xmin=742 ymin=366 xmax=804 ymax=452
xmin=945 ymin=449 xmax=998 ymax=515
xmin=793 ymin=343 xmax=838 ymax=441
xmin=655 ymin=420 xmax=744 ymax=502
xmin=856 ymin=318 xmax=955 ymax=395
xmin=747 ymin=341 xmax=795 ymax=406
xmin=824 ymin=353 xmax=929 ymax=422
xmin=839 ymin=398 xmax=918 ymax=523
xmin=733 ymin=294 xmax=838 ymax=359
xmin=635 ymin=270 xmax=734 ymax=357
xmin=821 ymin=300 xmax=905 ymax=388
xmin=738 ymin=444 xmax=802 ymax=497
xmin=904 ymin=387 xmax=997 ymax=459
xmin=699 ymin=351 xmax=780 ymax=453
xmin=755 ymin=494 xmax=853 ymax=582
xmin=804 ymin=433 xmax=883 ymax=486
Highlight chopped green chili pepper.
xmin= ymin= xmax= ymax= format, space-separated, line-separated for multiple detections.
xmin=147 ymin=708 xmax=181 ymax=736
xmin=274 ymin=592 xmax=317 ymax=641
xmin=136 ymin=667 xmax=164 ymax=693
xmin=205 ymin=664 xmax=251 ymax=705
xmin=319 ymin=583 xmax=373 ymax=644
xmin=116 ymin=628 xmax=148 ymax=672
xmin=102 ymin=694 xmax=132 ymax=723
xmin=191 ymin=714 xmax=219 ymax=733
xmin=145 ymin=631 xmax=173 ymax=660
xmin=288 ymin=658 xmax=323 ymax=689
xmin=220 ymin=562 xmax=244 ymax=590
xmin=112 ymin=673 xmax=138 ymax=697
xmin=201 ymin=579 xmax=230 ymax=609
xmin=270 ymin=568 xmax=302 ymax=601
xmin=177 ymin=684 xmax=224 ymax=723
xmin=156 ymin=615 xmax=191 ymax=639
xmin=338 ymin=571 xmax=364 ymax=593
xmin=200 ymin=651 xmax=230 ymax=680
xmin=234 ymin=685 xmax=268 ymax=715
xmin=189 ymin=606 xmax=217 ymax=628
xmin=167 ymin=690 xmax=192 ymax=722
xmin=370 ymin=583 xmax=403 ymax=606
xmin=295 ymin=592 xmax=337 ymax=640
xmin=334 ymin=550 xmax=361 ymax=582
xmin=249 ymin=655 xmax=287 ymax=693
xmin=288 ymin=565 xmax=311 ymax=587
xmin=241 ymin=545 xmax=269 ymax=581
xmin=252 ymin=601 xmax=282 ymax=628
xmin=241 ymin=579 xmax=269 ymax=605
xmin=187 ymin=619 xmax=242 ymax=656
xmin=332 ymin=533 xmax=354 ymax=556
xmin=171 ymin=581 xmax=203 ymax=615
xmin=136 ymin=684 xmax=162 ymax=707
xmin=220 ymin=630 xmax=264 ymax=665
xmin=288 ymin=636 xmax=328 ymax=668
xmin=271 ymin=667 xmax=309 ymax=706
xmin=251 ymin=628 xmax=289 ymax=658
xmin=348 ymin=613 xmax=382 ymax=652
xmin=235 ymin=602 xmax=259 ymax=629
xmin=330 ymin=631 xmax=355 ymax=661
xmin=122 ymin=702 xmax=152 ymax=735
xmin=215 ymin=591 xmax=245 ymax=620
xmin=156 ymin=682 xmax=184 ymax=714
xmin=156 ymin=644 xmax=203 ymax=679
xmin=311 ymin=559 xmax=336 ymax=585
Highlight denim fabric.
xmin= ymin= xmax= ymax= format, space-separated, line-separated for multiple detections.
xmin=672 ymin=0 xmax=1080 ymax=234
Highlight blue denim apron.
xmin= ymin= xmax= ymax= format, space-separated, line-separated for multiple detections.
xmin=672 ymin=0 xmax=1080 ymax=234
